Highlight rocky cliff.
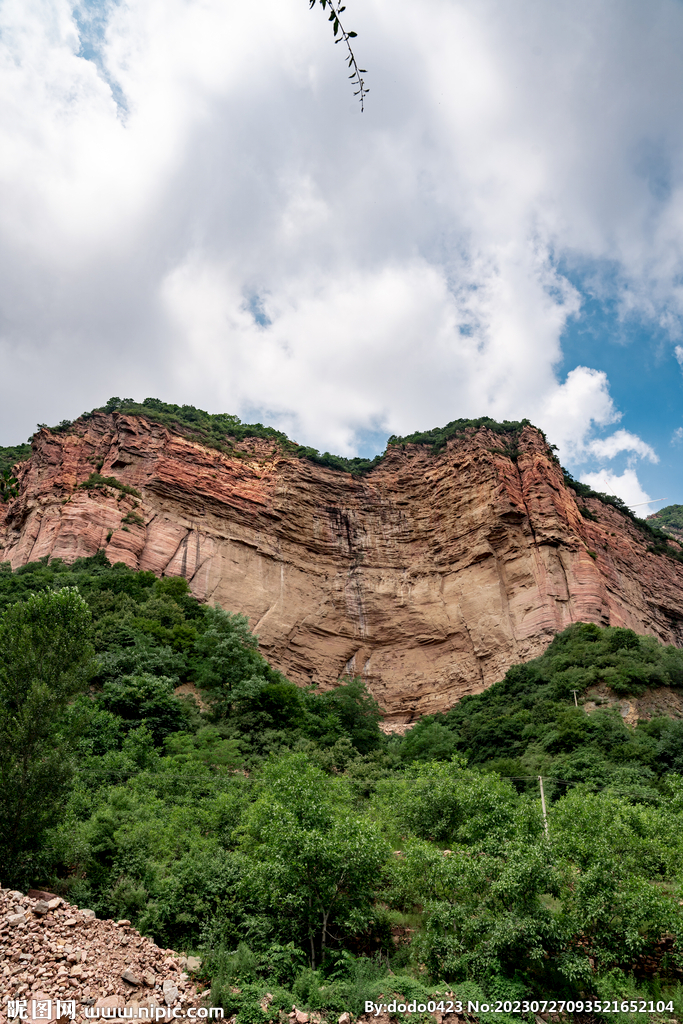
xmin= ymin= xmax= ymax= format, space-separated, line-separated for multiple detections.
xmin=2 ymin=412 xmax=683 ymax=727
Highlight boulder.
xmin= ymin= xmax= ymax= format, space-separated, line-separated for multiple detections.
xmin=162 ymin=981 xmax=179 ymax=1005
xmin=95 ymin=996 xmax=125 ymax=1009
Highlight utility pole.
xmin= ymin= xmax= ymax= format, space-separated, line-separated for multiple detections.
xmin=571 ymin=690 xmax=579 ymax=707
xmin=538 ymin=776 xmax=549 ymax=838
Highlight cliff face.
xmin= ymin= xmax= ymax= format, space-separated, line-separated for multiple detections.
xmin=2 ymin=413 xmax=683 ymax=726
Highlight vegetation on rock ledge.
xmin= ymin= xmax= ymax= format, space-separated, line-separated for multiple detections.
xmin=54 ymin=398 xmax=545 ymax=477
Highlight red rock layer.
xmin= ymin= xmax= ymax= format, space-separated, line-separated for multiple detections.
xmin=2 ymin=413 xmax=683 ymax=727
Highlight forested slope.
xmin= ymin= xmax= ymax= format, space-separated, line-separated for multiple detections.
xmin=2 ymin=555 xmax=683 ymax=1021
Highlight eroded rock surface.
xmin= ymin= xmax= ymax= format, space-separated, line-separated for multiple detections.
xmin=2 ymin=413 xmax=683 ymax=726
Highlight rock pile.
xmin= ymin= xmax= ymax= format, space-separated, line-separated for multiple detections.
xmin=0 ymin=888 xmax=205 ymax=1023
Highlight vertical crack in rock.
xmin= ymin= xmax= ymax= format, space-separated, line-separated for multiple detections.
xmin=345 ymin=571 xmax=367 ymax=638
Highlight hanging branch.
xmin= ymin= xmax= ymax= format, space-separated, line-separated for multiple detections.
xmin=309 ymin=0 xmax=369 ymax=111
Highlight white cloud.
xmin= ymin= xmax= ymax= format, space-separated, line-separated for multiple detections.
xmin=161 ymin=247 xmax=582 ymax=452
xmin=0 ymin=0 xmax=680 ymax=475
xmin=675 ymin=345 xmax=683 ymax=369
xmin=586 ymin=429 xmax=658 ymax=463
xmin=534 ymin=366 xmax=619 ymax=463
xmin=672 ymin=427 xmax=683 ymax=444
xmin=580 ymin=468 xmax=651 ymax=508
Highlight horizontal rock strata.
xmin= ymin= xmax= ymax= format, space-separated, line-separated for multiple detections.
xmin=2 ymin=413 xmax=683 ymax=726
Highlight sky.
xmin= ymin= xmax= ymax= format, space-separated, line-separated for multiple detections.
xmin=1 ymin=0 xmax=683 ymax=511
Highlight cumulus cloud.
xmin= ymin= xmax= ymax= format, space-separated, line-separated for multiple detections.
xmin=0 ymin=0 xmax=678 ymax=494
xmin=586 ymin=429 xmax=658 ymax=463
xmin=579 ymin=468 xmax=652 ymax=509
xmin=534 ymin=366 xmax=619 ymax=463
xmin=672 ymin=427 xmax=683 ymax=444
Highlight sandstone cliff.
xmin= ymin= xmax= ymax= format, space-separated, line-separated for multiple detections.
xmin=1 ymin=413 xmax=683 ymax=727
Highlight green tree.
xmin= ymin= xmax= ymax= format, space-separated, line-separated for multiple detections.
xmin=0 ymin=588 xmax=94 ymax=881
xmin=398 ymin=758 xmax=517 ymax=852
xmin=240 ymin=754 xmax=389 ymax=967
xmin=192 ymin=606 xmax=268 ymax=715
xmin=393 ymin=837 xmax=558 ymax=986
xmin=98 ymin=673 xmax=191 ymax=744
xmin=312 ymin=675 xmax=383 ymax=753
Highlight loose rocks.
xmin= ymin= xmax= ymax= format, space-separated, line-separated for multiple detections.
xmin=0 ymin=888 xmax=205 ymax=1022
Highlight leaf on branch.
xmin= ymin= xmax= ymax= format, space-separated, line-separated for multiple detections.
xmin=311 ymin=0 xmax=368 ymax=111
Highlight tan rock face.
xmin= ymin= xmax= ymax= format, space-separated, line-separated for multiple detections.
xmin=2 ymin=412 xmax=683 ymax=727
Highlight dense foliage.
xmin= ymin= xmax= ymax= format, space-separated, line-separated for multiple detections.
xmin=0 ymin=588 xmax=93 ymax=874
xmin=403 ymin=622 xmax=683 ymax=800
xmin=0 ymin=442 xmax=31 ymax=476
xmin=386 ymin=415 xmax=534 ymax=456
xmin=650 ymin=505 xmax=683 ymax=536
xmin=3 ymin=559 xmax=683 ymax=1020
